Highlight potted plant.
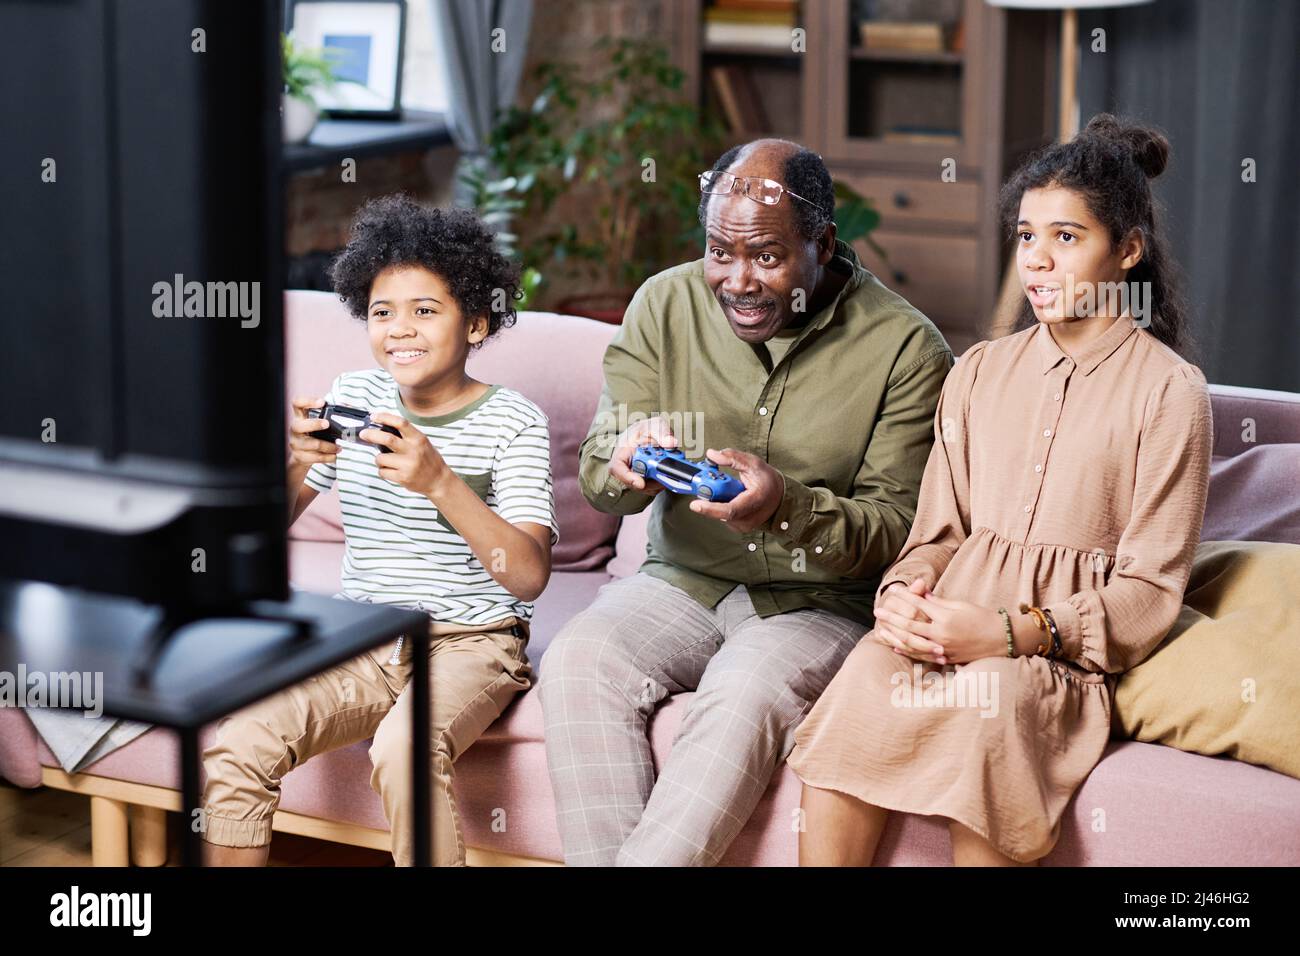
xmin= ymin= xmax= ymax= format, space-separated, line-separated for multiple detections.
xmin=281 ymin=33 xmax=339 ymax=145
xmin=468 ymin=37 xmax=887 ymax=323
xmin=833 ymin=180 xmax=887 ymax=261
xmin=458 ymin=163 xmax=545 ymax=311
xmin=469 ymin=37 xmax=725 ymax=323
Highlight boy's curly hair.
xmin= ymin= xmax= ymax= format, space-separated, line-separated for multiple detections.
xmin=329 ymin=194 xmax=521 ymax=346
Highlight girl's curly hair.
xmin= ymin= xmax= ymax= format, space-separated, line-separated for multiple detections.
xmin=329 ymin=194 xmax=521 ymax=346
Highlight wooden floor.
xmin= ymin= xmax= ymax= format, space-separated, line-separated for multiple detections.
xmin=0 ymin=780 xmax=393 ymax=867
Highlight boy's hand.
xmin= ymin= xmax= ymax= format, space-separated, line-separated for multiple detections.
xmin=363 ymin=412 xmax=450 ymax=500
xmin=288 ymin=395 xmax=338 ymax=468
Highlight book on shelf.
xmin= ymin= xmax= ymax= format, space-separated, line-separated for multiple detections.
xmin=704 ymin=21 xmax=797 ymax=48
xmin=704 ymin=2 xmax=797 ymax=48
xmin=858 ymin=20 xmax=958 ymax=53
xmin=881 ymin=125 xmax=960 ymax=145
xmin=708 ymin=64 xmax=770 ymax=133
xmin=704 ymin=6 xmax=797 ymax=24
xmin=712 ymin=0 xmax=799 ymax=11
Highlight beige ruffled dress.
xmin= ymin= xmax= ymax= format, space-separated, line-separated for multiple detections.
xmin=786 ymin=317 xmax=1213 ymax=861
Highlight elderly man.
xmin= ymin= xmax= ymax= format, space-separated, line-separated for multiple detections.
xmin=538 ymin=138 xmax=952 ymax=866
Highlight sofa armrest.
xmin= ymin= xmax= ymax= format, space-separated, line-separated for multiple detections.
xmin=1209 ymin=383 xmax=1300 ymax=457
xmin=0 ymin=707 xmax=42 ymax=788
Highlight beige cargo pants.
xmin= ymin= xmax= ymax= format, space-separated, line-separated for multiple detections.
xmin=200 ymin=615 xmax=532 ymax=866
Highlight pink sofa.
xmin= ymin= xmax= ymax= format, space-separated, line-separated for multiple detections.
xmin=3 ymin=290 xmax=1299 ymax=865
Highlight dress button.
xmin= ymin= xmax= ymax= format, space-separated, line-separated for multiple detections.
xmin=779 ymin=521 xmax=789 ymax=530
xmin=1053 ymin=392 xmax=1062 ymax=401
xmin=758 ymin=406 xmax=769 ymax=416
xmin=1024 ymin=505 xmax=1032 ymax=513
xmin=814 ymin=546 xmax=824 ymax=554
xmin=747 ymin=542 xmax=757 ymax=552
xmin=1034 ymin=464 xmax=1042 ymax=473
xmin=1043 ymin=428 xmax=1052 ymax=438
xmin=607 ymin=490 xmax=617 ymax=497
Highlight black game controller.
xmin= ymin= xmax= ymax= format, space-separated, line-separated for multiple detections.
xmin=306 ymin=404 xmax=402 ymax=448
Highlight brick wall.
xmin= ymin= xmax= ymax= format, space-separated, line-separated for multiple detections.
xmin=284 ymin=146 xmax=459 ymax=287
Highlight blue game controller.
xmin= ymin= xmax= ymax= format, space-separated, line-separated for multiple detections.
xmin=630 ymin=445 xmax=746 ymax=503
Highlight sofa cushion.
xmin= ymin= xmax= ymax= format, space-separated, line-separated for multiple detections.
xmin=1114 ymin=540 xmax=1300 ymax=779
xmin=607 ymin=510 xmax=651 ymax=579
xmin=40 ymin=690 xmax=1300 ymax=865
xmin=284 ymin=291 xmax=622 ymax=570
xmin=461 ymin=310 xmax=621 ymax=570
xmin=1203 ymin=444 xmax=1300 ymax=545
xmin=525 ymin=570 xmax=610 ymax=669
xmin=1048 ymin=740 xmax=1300 ymax=865
xmin=288 ymin=540 xmax=345 ymax=596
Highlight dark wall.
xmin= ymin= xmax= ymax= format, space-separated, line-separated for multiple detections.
xmin=1079 ymin=0 xmax=1299 ymax=391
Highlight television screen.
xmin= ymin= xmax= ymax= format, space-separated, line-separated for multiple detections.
xmin=0 ymin=0 xmax=288 ymax=608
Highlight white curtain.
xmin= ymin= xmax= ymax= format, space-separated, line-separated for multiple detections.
xmin=431 ymin=0 xmax=535 ymax=207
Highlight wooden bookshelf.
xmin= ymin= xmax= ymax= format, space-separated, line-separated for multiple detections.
xmin=668 ymin=0 xmax=1055 ymax=353
xmin=850 ymin=46 xmax=965 ymax=64
xmin=701 ymin=42 xmax=804 ymax=57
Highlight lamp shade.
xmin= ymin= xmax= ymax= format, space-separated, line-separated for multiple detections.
xmin=984 ymin=0 xmax=1152 ymax=8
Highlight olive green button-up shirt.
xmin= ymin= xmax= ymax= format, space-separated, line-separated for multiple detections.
xmin=578 ymin=238 xmax=953 ymax=626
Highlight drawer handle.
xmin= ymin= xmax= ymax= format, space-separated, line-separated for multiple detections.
xmin=893 ymin=191 xmax=912 ymax=209
xmin=892 ymin=269 xmax=908 ymax=285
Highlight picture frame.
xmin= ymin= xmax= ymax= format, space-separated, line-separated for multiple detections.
xmin=288 ymin=0 xmax=406 ymax=118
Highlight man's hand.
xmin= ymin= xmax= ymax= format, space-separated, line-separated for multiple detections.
xmin=608 ymin=415 xmax=679 ymax=495
xmin=874 ymin=586 xmax=1007 ymax=665
xmin=687 ymin=447 xmax=784 ymax=533
xmin=362 ymin=412 xmax=451 ymax=500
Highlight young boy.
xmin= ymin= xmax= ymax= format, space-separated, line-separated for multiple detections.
xmin=201 ymin=195 xmax=557 ymax=866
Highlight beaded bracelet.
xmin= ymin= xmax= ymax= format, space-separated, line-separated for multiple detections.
xmin=1019 ymin=603 xmax=1051 ymax=655
xmin=998 ymin=607 xmax=1013 ymax=658
xmin=1041 ymin=607 xmax=1062 ymax=658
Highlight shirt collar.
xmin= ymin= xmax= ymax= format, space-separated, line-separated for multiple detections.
xmin=802 ymin=238 xmax=865 ymax=334
xmin=1035 ymin=314 xmax=1138 ymax=376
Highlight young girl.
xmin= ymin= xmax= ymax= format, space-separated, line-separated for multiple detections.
xmin=785 ymin=115 xmax=1213 ymax=865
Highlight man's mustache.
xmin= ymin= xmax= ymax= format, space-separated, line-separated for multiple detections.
xmin=721 ymin=296 xmax=774 ymax=310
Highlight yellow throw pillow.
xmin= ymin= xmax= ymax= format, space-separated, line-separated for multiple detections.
xmin=1113 ymin=540 xmax=1300 ymax=779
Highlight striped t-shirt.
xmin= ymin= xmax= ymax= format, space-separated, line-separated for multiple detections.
xmin=304 ymin=369 xmax=558 ymax=627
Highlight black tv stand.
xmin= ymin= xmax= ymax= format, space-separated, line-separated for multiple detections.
xmin=130 ymin=602 xmax=317 ymax=686
xmin=0 ymin=579 xmax=429 ymax=865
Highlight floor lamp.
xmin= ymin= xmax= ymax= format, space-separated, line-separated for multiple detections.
xmin=984 ymin=0 xmax=1154 ymax=339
